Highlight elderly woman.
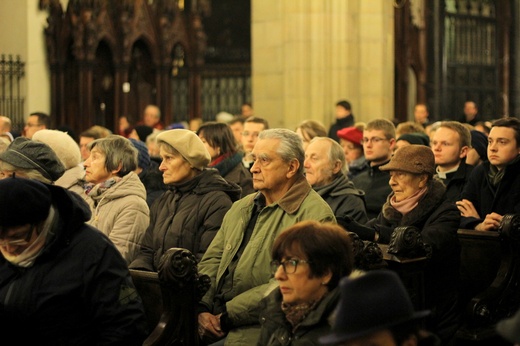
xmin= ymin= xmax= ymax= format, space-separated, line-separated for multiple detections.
xmin=130 ymin=129 xmax=241 ymax=271
xmin=295 ymin=120 xmax=327 ymax=150
xmin=342 ymin=145 xmax=460 ymax=344
xmin=83 ymin=135 xmax=150 ymax=264
xmin=196 ymin=121 xmax=254 ymax=197
xmin=258 ymin=220 xmax=354 ymax=345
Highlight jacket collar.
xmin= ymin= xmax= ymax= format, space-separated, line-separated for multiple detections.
xmin=255 ymin=174 xmax=312 ymax=215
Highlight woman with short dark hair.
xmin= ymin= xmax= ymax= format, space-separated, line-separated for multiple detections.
xmin=258 ymin=220 xmax=354 ymax=345
xmin=197 ymin=122 xmax=254 ymax=197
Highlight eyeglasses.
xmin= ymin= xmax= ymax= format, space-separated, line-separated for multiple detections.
xmin=0 ymin=224 xmax=36 ymax=247
xmin=360 ymin=137 xmax=388 ymax=145
xmin=270 ymin=258 xmax=311 ymax=274
xmin=25 ymin=122 xmax=41 ymax=128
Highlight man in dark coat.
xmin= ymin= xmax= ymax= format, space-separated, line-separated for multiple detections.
xmin=352 ymin=119 xmax=396 ymax=219
xmin=457 ymin=117 xmax=520 ymax=230
xmin=328 ymin=100 xmax=355 ymax=142
xmin=431 ymin=121 xmax=473 ymax=202
xmin=304 ymin=137 xmax=367 ymax=223
xmin=0 ymin=177 xmax=147 ymax=345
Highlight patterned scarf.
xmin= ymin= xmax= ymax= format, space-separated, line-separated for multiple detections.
xmin=84 ymin=177 xmax=122 ymax=198
xmin=281 ymin=293 xmax=327 ymax=332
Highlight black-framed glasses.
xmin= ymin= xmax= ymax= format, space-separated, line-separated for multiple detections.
xmin=270 ymin=258 xmax=311 ymax=274
xmin=0 ymin=224 xmax=36 ymax=247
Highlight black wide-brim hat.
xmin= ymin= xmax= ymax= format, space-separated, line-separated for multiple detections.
xmin=319 ymin=270 xmax=430 ymax=345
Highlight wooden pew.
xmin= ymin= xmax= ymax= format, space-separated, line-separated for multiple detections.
xmin=456 ymin=214 xmax=520 ymax=342
xmin=130 ymin=248 xmax=211 ymax=346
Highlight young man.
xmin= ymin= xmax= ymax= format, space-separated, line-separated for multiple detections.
xmin=352 ymin=119 xmax=396 ymax=219
xmin=431 ymin=121 xmax=473 ymax=202
xmin=241 ymin=116 xmax=269 ymax=170
xmin=457 ymin=117 xmax=520 ymax=231
xmin=24 ymin=112 xmax=50 ymax=139
xmin=413 ymin=103 xmax=430 ymax=128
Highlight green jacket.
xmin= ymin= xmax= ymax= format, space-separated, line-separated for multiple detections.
xmin=199 ymin=175 xmax=336 ymax=345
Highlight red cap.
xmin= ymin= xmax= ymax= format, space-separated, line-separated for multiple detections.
xmin=337 ymin=127 xmax=363 ymax=145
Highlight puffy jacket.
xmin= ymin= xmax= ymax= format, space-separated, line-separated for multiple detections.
xmin=258 ymin=288 xmax=340 ymax=346
xmin=130 ymin=169 xmax=241 ymax=271
xmin=199 ymin=175 xmax=335 ymax=345
xmin=55 ymin=164 xmax=86 ymax=198
xmin=86 ymin=172 xmax=150 ymax=264
xmin=314 ymin=174 xmax=367 ymax=223
xmin=460 ymin=156 xmax=520 ymax=229
xmin=0 ymin=185 xmax=148 ymax=345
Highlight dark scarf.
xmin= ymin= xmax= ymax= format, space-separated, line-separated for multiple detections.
xmin=281 ymin=293 xmax=327 ymax=332
xmin=212 ymin=152 xmax=243 ymax=177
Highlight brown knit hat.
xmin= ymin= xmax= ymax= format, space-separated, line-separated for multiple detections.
xmin=380 ymin=145 xmax=435 ymax=175
xmin=156 ymin=129 xmax=210 ymax=170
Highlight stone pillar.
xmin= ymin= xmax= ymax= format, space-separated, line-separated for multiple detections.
xmin=252 ymin=0 xmax=394 ymax=130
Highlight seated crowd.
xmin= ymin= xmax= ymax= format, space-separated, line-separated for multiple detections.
xmin=0 ymin=104 xmax=519 ymax=345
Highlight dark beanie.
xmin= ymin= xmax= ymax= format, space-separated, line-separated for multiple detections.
xmin=470 ymin=130 xmax=488 ymax=160
xmin=0 ymin=177 xmax=52 ymax=227
xmin=129 ymin=138 xmax=151 ymax=171
xmin=396 ymin=133 xmax=430 ymax=147
xmin=134 ymin=125 xmax=154 ymax=142
xmin=0 ymin=137 xmax=65 ymax=182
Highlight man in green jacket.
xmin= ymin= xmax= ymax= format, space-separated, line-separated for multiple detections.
xmin=197 ymin=128 xmax=335 ymax=346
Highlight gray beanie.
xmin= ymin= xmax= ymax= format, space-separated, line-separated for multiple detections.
xmin=156 ymin=129 xmax=210 ymax=170
xmin=0 ymin=137 xmax=65 ymax=181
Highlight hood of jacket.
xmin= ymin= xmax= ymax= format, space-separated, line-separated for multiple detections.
xmin=90 ymin=171 xmax=147 ymax=205
xmin=169 ymin=168 xmax=242 ymax=202
xmin=315 ymin=174 xmax=365 ymax=198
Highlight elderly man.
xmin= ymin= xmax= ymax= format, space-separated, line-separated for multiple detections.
xmin=352 ymin=119 xmax=396 ymax=219
xmin=197 ymin=128 xmax=335 ymax=345
xmin=457 ymin=117 xmax=520 ymax=231
xmin=431 ymin=121 xmax=473 ymax=202
xmin=140 ymin=104 xmax=164 ymax=130
xmin=0 ymin=177 xmax=147 ymax=343
xmin=304 ymin=137 xmax=367 ymax=223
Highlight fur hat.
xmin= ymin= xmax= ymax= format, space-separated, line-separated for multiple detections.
xmin=0 ymin=177 xmax=52 ymax=227
xmin=156 ymin=129 xmax=210 ymax=170
xmin=32 ymin=129 xmax=81 ymax=169
xmin=0 ymin=137 xmax=65 ymax=181
xmin=319 ymin=271 xmax=430 ymax=344
xmin=129 ymin=138 xmax=151 ymax=171
xmin=380 ymin=144 xmax=435 ymax=175
xmin=337 ymin=127 xmax=363 ymax=146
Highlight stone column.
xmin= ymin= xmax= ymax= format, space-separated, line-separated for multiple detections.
xmin=252 ymin=0 xmax=394 ymax=130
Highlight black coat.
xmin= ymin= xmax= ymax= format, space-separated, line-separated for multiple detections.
xmin=0 ymin=185 xmax=148 ymax=345
xmin=328 ymin=116 xmax=354 ymax=142
xmin=460 ymin=156 xmax=520 ymax=229
xmin=352 ymin=162 xmax=392 ymax=219
xmin=345 ymin=179 xmax=460 ymax=343
xmin=315 ymin=174 xmax=368 ymax=223
xmin=436 ymin=160 xmax=474 ymax=203
xmin=130 ymin=169 xmax=241 ymax=271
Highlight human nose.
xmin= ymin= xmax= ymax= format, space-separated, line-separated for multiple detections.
xmin=274 ymin=264 xmax=287 ymax=281
xmin=389 ymin=175 xmax=397 ymax=186
xmin=303 ymin=158 xmax=310 ymax=168
xmin=159 ymin=160 xmax=167 ymax=171
xmin=83 ymin=156 xmax=91 ymax=168
xmin=488 ymin=141 xmax=497 ymax=151
xmin=250 ymin=159 xmax=260 ymax=173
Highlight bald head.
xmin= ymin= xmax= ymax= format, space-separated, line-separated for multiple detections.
xmin=0 ymin=116 xmax=11 ymax=132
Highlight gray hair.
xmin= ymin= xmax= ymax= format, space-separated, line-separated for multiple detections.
xmin=88 ymin=135 xmax=137 ymax=177
xmin=309 ymin=137 xmax=348 ymax=176
xmin=258 ymin=128 xmax=305 ymax=174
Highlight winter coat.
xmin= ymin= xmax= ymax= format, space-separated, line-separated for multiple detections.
xmin=130 ymin=169 xmax=241 ymax=271
xmin=346 ymin=179 xmax=460 ymax=343
xmin=199 ymin=175 xmax=336 ymax=346
xmin=86 ymin=172 xmax=150 ymax=264
xmin=55 ymin=164 xmax=86 ymax=198
xmin=213 ymin=152 xmax=255 ymax=197
xmin=314 ymin=174 xmax=367 ymax=223
xmin=0 ymin=185 xmax=148 ymax=345
xmin=352 ymin=162 xmax=392 ymax=219
xmin=347 ymin=156 xmax=369 ymax=180
xmin=257 ymin=288 xmax=340 ymax=346
xmin=436 ymin=159 xmax=474 ymax=202
xmin=460 ymin=157 xmax=520 ymax=229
